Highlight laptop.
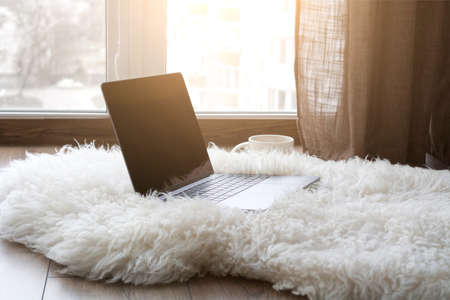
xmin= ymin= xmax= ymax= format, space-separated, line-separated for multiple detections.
xmin=101 ymin=73 xmax=319 ymax=210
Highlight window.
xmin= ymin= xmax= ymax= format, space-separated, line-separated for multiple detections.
xmin=166 ymin=0 xmax=297 ymax=112
xmin=0 ymin=0 xmax=297 ymax=114
xmin=0 ymin=0 xmax=106 ymax=112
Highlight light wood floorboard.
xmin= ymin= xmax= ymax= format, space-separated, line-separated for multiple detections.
xmin=188 ymin=276 xmax=301 ymax=300
xmin=0 ymin=145 xmax=307 ymax=300
xmin=0 ymin=241 xmax=49 ymax=300
xmin=43 ymin=277 xmax=191 ymax=300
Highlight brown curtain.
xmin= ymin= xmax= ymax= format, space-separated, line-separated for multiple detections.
xmin=295 ymin=0 xmax=450 ymax=166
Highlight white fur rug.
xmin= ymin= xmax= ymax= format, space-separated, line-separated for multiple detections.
xmin=0 ymin=145 xmax=449 ymax=300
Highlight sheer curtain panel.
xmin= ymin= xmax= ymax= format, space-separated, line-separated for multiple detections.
xmin=295 ymin=0 xmax=450 ymax=165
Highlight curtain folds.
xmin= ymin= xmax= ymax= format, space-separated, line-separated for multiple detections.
xmin=295 ymin=0 xmax=450 ymax=165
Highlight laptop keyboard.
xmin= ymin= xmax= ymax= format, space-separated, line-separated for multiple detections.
xmin=179 ymin=174 xmax=269 ymax=203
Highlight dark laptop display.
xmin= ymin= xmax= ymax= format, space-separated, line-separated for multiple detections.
xmin=101 ymin=73 xmax=213 ymax=194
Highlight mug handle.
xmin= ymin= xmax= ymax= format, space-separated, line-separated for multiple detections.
xmin=232 ymin=141 xmax=249 ymax=153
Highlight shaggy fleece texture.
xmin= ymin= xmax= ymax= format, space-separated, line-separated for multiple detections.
xmin=0 ymin=145 xmax=449 ymax=300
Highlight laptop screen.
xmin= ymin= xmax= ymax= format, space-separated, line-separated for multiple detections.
xmin=101 ymin=73 xmax=214 ymax=195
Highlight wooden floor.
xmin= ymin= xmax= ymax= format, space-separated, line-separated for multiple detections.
xmin=0 ymin=146 xmax=306 ymax=300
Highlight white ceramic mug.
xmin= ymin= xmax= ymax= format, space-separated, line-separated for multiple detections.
xmin=232 ymin=135 xmax=294 ymax=153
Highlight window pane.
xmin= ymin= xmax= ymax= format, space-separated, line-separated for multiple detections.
xmin=167 ymin=0 xmax=296 ymax=112
xmin=0 ymin=0 xmax=105 ymax=111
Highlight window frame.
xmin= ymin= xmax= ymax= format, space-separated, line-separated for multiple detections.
xmin=0 ymin=0 xmax=298 ymax=146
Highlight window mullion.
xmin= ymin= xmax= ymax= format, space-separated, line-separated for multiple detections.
xmin=106 ymin=0 xmax=166 ymax=82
